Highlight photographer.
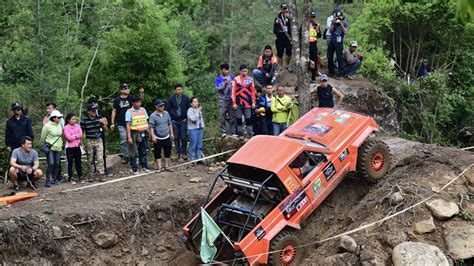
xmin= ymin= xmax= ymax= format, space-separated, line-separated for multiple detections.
xmin=327 ymin=11 xmax=348 ymax=79
xmin=343 ymin=41 xmax=363 ymax=80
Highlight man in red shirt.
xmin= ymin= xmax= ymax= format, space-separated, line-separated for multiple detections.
xmin=232 ymin=64 xmax=256 ymax=137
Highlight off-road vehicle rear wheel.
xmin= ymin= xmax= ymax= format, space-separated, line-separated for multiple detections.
xmin=269 ymin=230 xmax=302 ymax=266
xmin=357 ymin=138 xmax=391 ymax=182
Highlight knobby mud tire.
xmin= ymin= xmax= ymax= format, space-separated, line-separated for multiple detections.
xmin=357 ymin=138 xmax=391 ymax=182
xmin=269 ymin=230 xmax=303 ymax=266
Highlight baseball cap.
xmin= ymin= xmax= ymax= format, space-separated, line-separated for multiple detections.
xmin=281 ymin=3 xmax=289 ymax=11
xmin=87 ymin=104 xmax=98 ymax=111
xmin=350 ymin=41 xmax=358 ymax=47
xmin=87 ymin=96 xmax=98 ymax=104
xmin=50 ymin=110 xmax=63 ymax=118
xmin=239 ymin=64 xmax=248 ymax=70
xmin=130 ymin=95 xmax=141 ymax=103
xmin=320 ymin=74 xmax=329 ymax=81
xmin=11 ymin=102 xmax=23 ymax=110
xmin=310 ymin=10 xmax=316 ymax=17
xmin=154 ymin=99 xmax=165 ymax=106
xmin=120 ymin=83 xmax=129 ymax=89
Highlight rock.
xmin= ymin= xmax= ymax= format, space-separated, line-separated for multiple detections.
xmin=92 ymin=232 xmax=119 ymax=249
xmin=338 ymin=235 xmax=358 ymax=254
xmin=52 ymin=226 xmax=62 ymax=238
xmin=141 ymin=247 xmax=149 ymax=256
xmin=425 ymin=199 xmax=459 ymax=220
xmin=137 ymin=261 xmax=146 ymax=266
xmin=443 ymin=221 xmax=474 ymax=260
xmin=162 ymin=221 xmax=174 ymax=231
xmin=390 ymin=192 xmax=404 ymax=205
xmin=106 ymin=155 xmax=122 ymax=169
xmin=360 ymin=249 xmax=384 ymax=266
xmin=383 ymin=231 xmax=407 ymax=248
xmin=189 ymin=177 xmax=201 ymax=183
xmin=413 ymin=217 xmax=436 ymax=234
xmin=151 ymin=191 xmax=156 ymax=194
xmin=185 ymin=173 xmax=191 ymax=177
xmin=392 ymin=242 xmax=448 ymax=266
xmin=323 ymin=252 xmax=359 ymax=265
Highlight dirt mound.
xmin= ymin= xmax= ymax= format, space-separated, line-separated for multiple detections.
xmin=1 ymin=138 xmax=472 ymax=265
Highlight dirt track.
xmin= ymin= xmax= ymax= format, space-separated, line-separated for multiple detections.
xmin=0 ymin=137 xmax=473 ymax=265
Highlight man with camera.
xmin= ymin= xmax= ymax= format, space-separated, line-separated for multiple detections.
xmin=343 ymin=41 xmax=364 ymax=80
xmin=327 ymin=10 xmax=348 ymax=79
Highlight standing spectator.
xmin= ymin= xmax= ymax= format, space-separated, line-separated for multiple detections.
xmin=416 ymin=59 xmax=431 ymax=78
xmin=308 ymin=10 xmax=322 ymax=83
xmin=167 ymin=83 xmax=190 ymax=161
xmin=111 ymin=83 xmax=132 ymax=164
xmin=252 ymin=45 xmax=279 ymax=86
xmin=316 ymin=75 xmax=344 ymax=108
xmin=271 ymin=86 xmax=292 ymax=135
xmin=126 ymin=96 xmax=151 ymax=174
xmin=215 ymin=64 xmax=236 ymax=137
xmin=5 ymin=102 xmax=34 ymax=152
xmin=343 ymin=41 xmax=363 ymax=80
xmin=253 ymin=87 xmax=268 ymax=135
xmin=9 ymin=136 xmax=42 ymax=192
xmin=327 ymin=11 xmax=348 ymax=79
xmin=41 ymin=110 xmax=64 ymax=187
xmin=187 ymin=97 xmax=205 ymax=161
xmin=273 ymin=3 xmax=292 ymax=72
xmin=149 ymin=99 xmax=174 ymax=172
xmin=42 ymin=102 xmax=64 ymax=181
xmin=138 ymin=85 xmax=145 ymax=99
xmin=84 ymin=97 xmax=112 ymax=177
xmin=64 ymin=113 xmax=83 ymax=184
xmin=324 ymin=8 xmax=340 ymax=43
xmin=232 ymin=64 xmax=256 ymax=137
xmin=81 ymin=105 xmax=107 ymax=182
xmin=264 ymin=84 xmax=274 ymax=134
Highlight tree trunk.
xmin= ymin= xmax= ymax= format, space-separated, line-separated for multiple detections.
xmin=289 ymin=0 xmax=312 ymax=116
xmin=228 ymin=0 xmax=234 ymax=69
xmin=36 ymin=0 xmax=45 ymax=106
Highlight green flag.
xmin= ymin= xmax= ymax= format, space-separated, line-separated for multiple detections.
xmin=200 ymin=207 xmax=223 ymax=263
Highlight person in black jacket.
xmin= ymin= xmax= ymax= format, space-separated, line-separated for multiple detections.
xmin=5 ymin=102 xmax=34 ymax=152
xmin=167 ymin=83 xmax=190 ymax=161
xmin=273 ymin=3 xmax=292 ymax=72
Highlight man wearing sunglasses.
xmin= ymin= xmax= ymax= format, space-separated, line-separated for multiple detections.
xmin=5 ymin=102 xmax=34 ymax=153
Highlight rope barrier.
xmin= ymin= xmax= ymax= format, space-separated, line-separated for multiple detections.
xmin=213 ymin=163 xmax=474 ymax=265
xmin=40 ymin=149 xmax=236 ymax=196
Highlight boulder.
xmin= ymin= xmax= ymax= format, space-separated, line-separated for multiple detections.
xmin=413 ymin=217 xmax=436 ymax=234
xmin=425 ymin=199 xmax=459 ymax=220
xmin=392 ymin=242 xmax=448 ymax=266
xmin=92 ymin=232 xmax=119 ymax=249
xmin=323 ymin=252 xmax=359 ymax=265
xmin=390 ymin=192 xmax=404 ymax=205
xmin=443 ymin=221 xmax=474 ymax=260
xmin=338 ymin=235 xmax=358 ymax=254
xmin=106 ymin=155 xmax=122 ymax=169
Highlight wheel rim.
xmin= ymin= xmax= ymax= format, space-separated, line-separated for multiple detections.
xmin=280 ymin=243 xmax=297 ymax=265
xmin=370 ymin=151 xmax=385 ymax=172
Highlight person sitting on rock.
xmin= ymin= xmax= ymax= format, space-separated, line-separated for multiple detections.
xmin=343 ymin=41 xmax=363 ymax=80
xmin=316 ymin=75 xmax=344 ymax=108
xmin=9 ymin=136 xmax=42 ymax=192
xmin=252 ymin=45 xmax=279 ymax=86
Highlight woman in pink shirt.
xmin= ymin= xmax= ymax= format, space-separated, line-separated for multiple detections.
xmin=64 ymin=113 xmax=83 ymax=184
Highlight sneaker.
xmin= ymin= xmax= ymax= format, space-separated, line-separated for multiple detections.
xmin=132 ymin=170 xmax=139 ymax=175
xmin=12 ymin=184 xmax=19 ymax=192
xmin=142 ymin=167 xmax=151 ymax=173
xmin=45 ymin=178 xmax=51 ymax=187
xmin=182 ymin=155 xmax=188 ymax=160
xmin=221 ymin=133 xmax=227 ymax=138
xmin=347 ymin=75 xmax=354 ymax=80
xmin=104 ymin=171 xmax=113 ymax=177
xmin=81 ymin=179 xmax=85 ymax=184
xmin=53 ymin=179 xmax=60 ymax=186
xmin=70 ymin=180 xmax=77 ymax=185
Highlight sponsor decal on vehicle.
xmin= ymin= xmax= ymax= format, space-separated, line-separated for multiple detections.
xmin=338 ymin=148 xmax=350 ymax=162
xmin=335 ymin=114 xmax=351 ymax=123
xmin=279 ymin=187 xmax=309 ymax=219
xmin=255 ymin=226 xmax=266 ymax=241
xmin=323 ymin=162 xmax=336 ymax=181
xmin=314 ymin=112 xmax=329 ymax=121
xmin=284 ymin=176 xmax=300 ymax=193
xmin=312 ymin=177 xmax=322 ymax=196
xmin=331 ymin=110 xmax=344 ymax=115
xmin=303 ymin=123 xmax=333 ymax=136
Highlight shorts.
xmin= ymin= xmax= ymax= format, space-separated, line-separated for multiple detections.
xmin=153 ymin=138 xmax=172 ymax=159
xmin=276 ymin=37 xmax=292 ymax=58
xmin=17 ymin=169 xmax=34 ymax=181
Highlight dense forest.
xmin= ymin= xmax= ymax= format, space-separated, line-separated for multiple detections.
xmin=0 ymin=0 xmax=472 ymax=149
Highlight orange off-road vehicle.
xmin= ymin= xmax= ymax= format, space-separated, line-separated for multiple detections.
xmin=182 ymin=108 xmax=391 ymax=265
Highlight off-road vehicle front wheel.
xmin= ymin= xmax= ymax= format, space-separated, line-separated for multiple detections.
xmin=357 ymin=138 xmax=391 ymax=182
xmin=269 ymin=230 xmax=303 ymax=266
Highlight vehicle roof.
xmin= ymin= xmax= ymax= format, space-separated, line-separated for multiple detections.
xmin=227 ymin=135 xmax=304 ymax=173
xmin=282 ymin=108 xmax=377 ymax=152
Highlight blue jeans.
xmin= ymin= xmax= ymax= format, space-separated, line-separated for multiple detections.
xmin=343 ymin=59 xmax=362 ymax=76
xmin=327 ymin=40 xmax=344 ymax=75
xmin=252 ymin=69 xmax=277 ymax=86
xmin=46 ymin=150 xmax=62 ymax=180
xmin=118 ymin=126 xmax=129 ymax=159
xmin=172 ymin=121 xmax=187 ymax=157
xmin=128 ymin=131 xmax=148 ymax=171
xmin=188 ymin=128 xmax=203 ymax=161
xmin=273 ymin=122 xmax=287 ymax=136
